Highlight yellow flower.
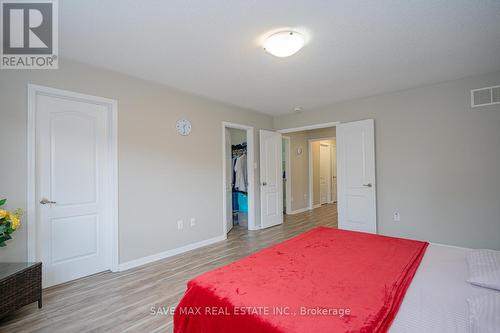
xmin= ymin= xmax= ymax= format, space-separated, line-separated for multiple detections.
xmin=7 ymin=212 xmax=21 ymax=230
xmin=0 ymin=209 xmax=6 ymax=219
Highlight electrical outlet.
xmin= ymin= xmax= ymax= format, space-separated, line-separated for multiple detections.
xmin=393 ymin=211 xmax=400 ymax=222
xmin=177 ymin=220 xmax=183 ymax=230
xmin=190 ymin=218 xmax=196 ymax=227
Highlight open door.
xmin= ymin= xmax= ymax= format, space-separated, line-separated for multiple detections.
xmin=260 ymin=130 xmax=283 ymax=229
xmin=225 ymin=128 xmax=233 ymax=234
xmin=337 ymin=119 xmax=377 ymax=233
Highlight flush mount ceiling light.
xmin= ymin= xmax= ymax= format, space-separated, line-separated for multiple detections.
xmin=263 ymin=31 xmax=305 ymax=57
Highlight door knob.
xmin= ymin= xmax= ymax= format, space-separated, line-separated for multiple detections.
xmin=262 ymin=182 xmax=267 ymax=186
xmin=40 ymin=198 xmax=57 ymax=205
xmin=362 ymin=183 xmax=372 ymax=188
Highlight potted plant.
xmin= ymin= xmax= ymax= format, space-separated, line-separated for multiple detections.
xmin=0 ymin=198 xmax=23 ymax=247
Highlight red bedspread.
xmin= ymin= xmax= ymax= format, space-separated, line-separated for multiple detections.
xmin=174 ymin=227 xmax=428 ymax=333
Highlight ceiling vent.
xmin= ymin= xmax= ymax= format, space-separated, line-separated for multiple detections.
xmin=471 ymin=85 xmax=500 ymax=107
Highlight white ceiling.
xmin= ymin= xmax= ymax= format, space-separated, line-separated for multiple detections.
xmin=60 ymin=0 xmax=500 ymax=116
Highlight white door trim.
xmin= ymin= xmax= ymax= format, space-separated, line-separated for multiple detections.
xmin=277 ymin=121 xmax=340 ymax=134
xmin=307 ymin=137 xmax=336 ymax=210
xmin=221 ymin=122 xmax=256 ymax=232
xmin=27 ymin=84 xmax=119 ymax=273
xmin=319 ymin=142 xmax=332 ymax=204
xmin=282 ymin=136 xmax=292 ymax=215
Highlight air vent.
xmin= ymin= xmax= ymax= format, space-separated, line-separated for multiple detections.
xmin=471 ymin=85 xmax=500 ymax=107
xmin=493 ymin=87 xmax=500 ymax=103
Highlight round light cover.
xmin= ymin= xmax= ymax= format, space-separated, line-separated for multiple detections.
xmin=263 ymin=31 xmax=305 ymax=57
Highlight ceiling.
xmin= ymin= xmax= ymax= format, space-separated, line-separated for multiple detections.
xmin=60 ymin=0 xmax=500 ymax=116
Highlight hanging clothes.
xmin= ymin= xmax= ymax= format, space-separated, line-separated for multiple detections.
xmin=234 ymin=154 xmax=247 ymax=192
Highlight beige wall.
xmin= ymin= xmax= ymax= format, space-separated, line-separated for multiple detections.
xmin=306 ymin=127 xmax=336 ymax=140
xmin=0 ymin=59 xmax=273 ymax=263
xmin=287 ymin=127 xmax=336 ymax=212
xmin=288 ymin=132 xmax=309 ymax=211
xmin=275 ymin=71 xmax=500 ymax=250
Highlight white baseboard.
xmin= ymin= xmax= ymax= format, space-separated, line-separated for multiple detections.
xmin=118 ymin=234 xmax=227 ymax=271
xmin=313 ymin=204 xmax=322 ymax=209
xmin=288 ymin=207 xmax=310 ymax=215
xmin=248 ymin=225 xmax=261 ymax=231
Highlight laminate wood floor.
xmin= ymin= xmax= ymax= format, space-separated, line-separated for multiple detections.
xmin=0 ymin=203 xmax=337 ymax=333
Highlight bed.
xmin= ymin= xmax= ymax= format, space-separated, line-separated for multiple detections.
xmin=174 ymin=227 xmax=498 ymax=333
xmin=390 ymin=243 xmax=497 ymax=332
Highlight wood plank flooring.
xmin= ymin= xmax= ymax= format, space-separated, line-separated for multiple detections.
xmin=0 ymin=203 xmax=337 ymax=333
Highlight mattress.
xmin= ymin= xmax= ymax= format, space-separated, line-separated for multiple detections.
xmin=390 ymin=243 xmax=500 ymax=332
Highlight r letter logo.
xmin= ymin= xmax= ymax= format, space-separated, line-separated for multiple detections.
xmin=1 ymin=0 xmax=58 ymax=69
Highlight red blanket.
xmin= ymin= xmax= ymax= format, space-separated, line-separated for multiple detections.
xmin=174 ymin=227 xmax=428 ymax=333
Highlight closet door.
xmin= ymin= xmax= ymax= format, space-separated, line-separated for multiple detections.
xmin=259 ymin=130 xmax=283 ymax=229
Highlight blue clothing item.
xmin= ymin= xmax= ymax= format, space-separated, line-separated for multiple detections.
xmin=232 ymin=192 xmax=239 ymax=211
xmin=237 ymin=192 xmax=248 ymax=213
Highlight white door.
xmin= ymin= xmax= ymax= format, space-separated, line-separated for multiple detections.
xmin=260 ymin=130 xmax=283 ymax=228
xmin=319 ymin=143 xmax=331 ymax=204
xmin=336 ymin=119 xmax=377 ymax=233
xmin=37 ymin=94 xmax=111 ymax=287
xmin=225 ymin=128 xmax=233 ymax=233
xmin=331 ymin=144 xmax=337 ymax=202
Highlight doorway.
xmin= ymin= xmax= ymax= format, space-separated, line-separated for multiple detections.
xmin=277 ymin=126 xmax=337 ymax=219
xmin=308 ymin=137 xmax=336 ymax=210
xmin=278 ymin=120 xmax=377 ymax=234
xmin=222 ymin=122 xmax=255 ymax=234
xmin=27 ymin=85 xmax=118 ymax=288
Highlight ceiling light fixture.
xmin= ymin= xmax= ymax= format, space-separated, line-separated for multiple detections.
xmin=263 ymin=31 xmax=305 ymax=57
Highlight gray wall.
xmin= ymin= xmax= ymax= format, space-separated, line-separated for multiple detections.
xmin=1 ymin=60 xmax=498 ymax=265
xmin=275 ymin=71 xmax=500 ymax=250
xmin=0 ymin=60 xmax=273 ymax=263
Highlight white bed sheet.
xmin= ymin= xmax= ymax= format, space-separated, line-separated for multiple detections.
xmin=389 ymin=243 xmax=500 ymax=333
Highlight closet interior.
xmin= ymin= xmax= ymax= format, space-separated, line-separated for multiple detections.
xmin=229 ymin=129 xmax=248 ymax=227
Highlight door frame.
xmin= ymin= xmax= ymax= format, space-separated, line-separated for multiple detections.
xmin=27 ymin=84 xmax=119 ymax=272
xmin=307 ymin=137 xmax=336 ymax=210
xmin=221 ymin=122 xmax=256 ymax=232
xmin=282 ymin=136 xmax=292 ymax=215
xmin=278 ymin=121 xmax=340 ymax=134
xmin=278 ymin=120 xmax=377 ymax=231
xmin=319 ymin=142 xmax=332 ymax=204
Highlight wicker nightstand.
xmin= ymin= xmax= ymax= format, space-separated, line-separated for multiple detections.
xmin=0 ymin=262 xmax=42 ymax=319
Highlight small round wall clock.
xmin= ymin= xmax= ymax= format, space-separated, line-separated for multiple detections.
xmin=176 ymin=119 xmax=192 ymax=136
